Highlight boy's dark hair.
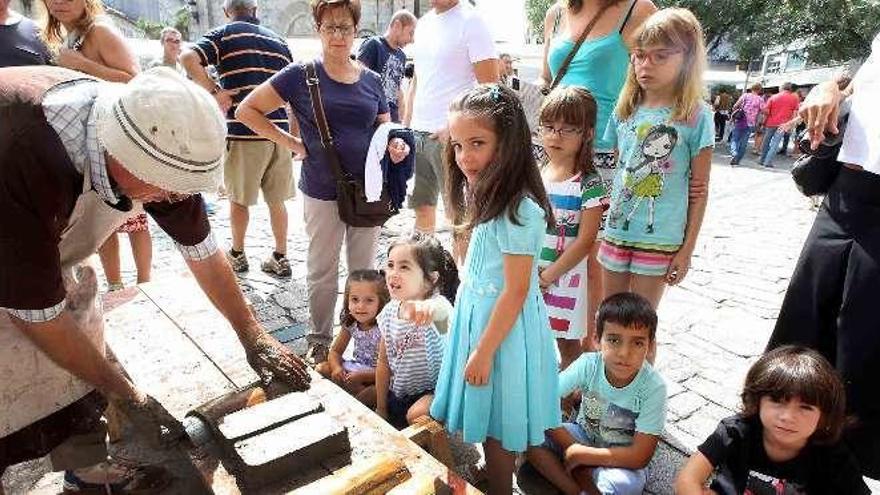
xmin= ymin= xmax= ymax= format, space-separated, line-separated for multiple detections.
xmin=388 ymin=234 xmax=459 ymax=304
xmin=339 ymin=269 xmax=389 ymax=328
xmin=540 ymin=86 xmax=598 ymax=179
xmin=596 ymin=292 xmax=658 ymax=341
xmin=444 ymin=83 xmax=553 ymax=233
xmin=742 ymin=345 xmax=846 ymax=445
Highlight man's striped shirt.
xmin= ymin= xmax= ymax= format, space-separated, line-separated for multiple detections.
xmin=193 ymin=16 xmax=291 ymax=140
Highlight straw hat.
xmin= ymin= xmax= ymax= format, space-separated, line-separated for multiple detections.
xmin=95 ymin=67 xmax=227 ymax=194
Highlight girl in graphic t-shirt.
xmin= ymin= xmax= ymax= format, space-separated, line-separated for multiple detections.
xmin=675 ymin=346 xmax=869 ymax=495
xmin=599 ymin=9 xmax=714 ymax=320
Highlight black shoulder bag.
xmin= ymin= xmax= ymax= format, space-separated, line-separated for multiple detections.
xmin=790 ymin=107 xmax=849 ymax=197
xmin=304 ymin=61 xmax=396 ymax=227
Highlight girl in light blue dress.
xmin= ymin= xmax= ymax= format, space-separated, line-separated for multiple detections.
xmin=430 ymin=84 xmax=561 ymax=495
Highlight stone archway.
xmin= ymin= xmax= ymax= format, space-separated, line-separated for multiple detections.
xmin=286 ymin=13 xmax=314 ymax=38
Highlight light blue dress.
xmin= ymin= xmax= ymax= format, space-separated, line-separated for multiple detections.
xmin=430 ymin=197 xmax=561 ymax=452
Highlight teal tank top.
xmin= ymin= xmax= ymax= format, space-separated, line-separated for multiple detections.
xmin=547 ymin=11 xmax=633 ymax=152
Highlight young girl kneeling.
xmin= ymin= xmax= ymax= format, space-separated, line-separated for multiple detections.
xmin=675 ymin=346 xmax=869 ymax=494
xmin=376 ymin=235 xmax=457 ymax=429
xmin=316 ymin=270 xmax=389 ymax=406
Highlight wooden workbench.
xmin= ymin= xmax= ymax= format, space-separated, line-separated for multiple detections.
xmin=103 ymin=274 xmax=479 ymax=494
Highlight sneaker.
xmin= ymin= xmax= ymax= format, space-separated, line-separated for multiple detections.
xmin=261 ymin=253 xmax=291 ymax=277
xmin=226 ymin=249 xmax=248 ymax=273
xmin=305 ymin=342 xmax=329 ymax=367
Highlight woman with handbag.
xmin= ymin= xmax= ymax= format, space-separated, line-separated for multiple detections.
xmin=767 ymin=31 xmax=880 ymax=479
xmin=538 ymin=0 xmax=657 ymax=350
xmin=236 ymin=0 xmax=409 ymax=366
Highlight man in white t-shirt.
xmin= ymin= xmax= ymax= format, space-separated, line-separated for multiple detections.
xmin=768 ymin=30 xmax=880 ymax=480
xmin=405 ymin=0 xmax=498 ymax=234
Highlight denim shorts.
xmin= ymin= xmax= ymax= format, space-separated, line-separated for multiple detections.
xmin=543 ymin=422 xmax=647 ymax=495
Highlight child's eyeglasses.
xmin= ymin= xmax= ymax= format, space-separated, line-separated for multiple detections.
xmin=630 ymin=49 xmax=682 ymax=66
xmin=538 ymin=124 xmax=583 ymax=138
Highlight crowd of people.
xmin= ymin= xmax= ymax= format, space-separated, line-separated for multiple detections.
xmin=0 ymin=0 xmax=878 ymax=493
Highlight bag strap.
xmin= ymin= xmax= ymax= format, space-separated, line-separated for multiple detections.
xmin=304 ymin=61 xmax=348 ymax=182
xmin=547 ymin=4 xmax=613 ymax=93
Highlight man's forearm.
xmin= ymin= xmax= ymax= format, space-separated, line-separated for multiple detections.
xmin=186 ymin=250 xmax=261 ymax=343
xmin=11 ymin=312 xmax=141 ymax=402
xmin=180 ymin=51 xmax=215 ymax=92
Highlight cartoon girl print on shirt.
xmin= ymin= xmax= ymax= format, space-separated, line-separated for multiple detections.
xmin=608 ymin=124 xmax=679 ymax=233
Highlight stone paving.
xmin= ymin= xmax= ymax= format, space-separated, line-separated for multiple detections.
xmin=6 ymin=148 xmax=879 ymax=493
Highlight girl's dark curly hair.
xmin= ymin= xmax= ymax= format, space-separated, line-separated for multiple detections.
xmin=388 ymin=234 xmax=459 ymax=304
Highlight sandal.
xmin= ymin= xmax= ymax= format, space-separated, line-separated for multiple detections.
xmin=62 ymin=462 xmax=170 ymax=494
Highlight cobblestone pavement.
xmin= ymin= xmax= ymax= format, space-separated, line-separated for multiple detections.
xmin=6 ymin=149 xmax=878 ymax=493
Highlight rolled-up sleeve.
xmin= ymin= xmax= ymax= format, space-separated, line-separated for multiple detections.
xmin=144 ymin=194 xmax=218 ymax=262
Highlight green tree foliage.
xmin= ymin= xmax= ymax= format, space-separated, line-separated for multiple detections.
xmin=136 ymin=19 xmax=164 ymax=39
xmin=659 ymin=0 xmax=880 ymax=65
xmin=526 ymin=0 xmax=556 ymax=42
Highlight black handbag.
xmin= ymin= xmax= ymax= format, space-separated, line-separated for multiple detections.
xmin=304 ymin=62 xmax=396 ymax=227
xmin=790 ymin=109 xmax=849 ymax=197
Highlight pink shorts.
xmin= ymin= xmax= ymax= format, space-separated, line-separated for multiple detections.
xmin=597 ymin=238 xmax=677 ymax=277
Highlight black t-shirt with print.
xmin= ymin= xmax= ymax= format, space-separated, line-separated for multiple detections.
xmin=698 ymin=415 xmax=869 ymax=495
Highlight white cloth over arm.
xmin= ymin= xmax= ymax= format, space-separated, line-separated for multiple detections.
xmin=365 ymin=121 xmax=404 ymax=202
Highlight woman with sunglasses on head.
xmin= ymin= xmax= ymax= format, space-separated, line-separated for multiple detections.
xmin=236 ymin=0 xmax=410 ymax=367
xmin=41 ymin=0 xmax=151 ymax=292
xmin=539 ymin=0 xmax=657 ymax=352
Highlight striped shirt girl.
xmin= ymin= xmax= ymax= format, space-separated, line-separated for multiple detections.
xmin=378 ymin=297 xmax=445 ymax=397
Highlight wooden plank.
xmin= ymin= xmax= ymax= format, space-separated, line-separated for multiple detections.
xmin=103 ymin=287 xmax=237 ymax=419
xmin=137 ymin=275 xmax=261 ymax=389
xmin=114 ymin=276 xmax=480 ymax=494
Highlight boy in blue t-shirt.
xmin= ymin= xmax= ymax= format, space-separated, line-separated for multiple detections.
xmin=527 ymin=292 xmax=667 ymax=495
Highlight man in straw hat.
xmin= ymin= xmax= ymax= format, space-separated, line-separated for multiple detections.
xmin=0 ymin=65 xmax=310 ymax=493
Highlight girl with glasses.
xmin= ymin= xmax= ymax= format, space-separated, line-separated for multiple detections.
xmin=536 ymin=86 xmax=606 ymax=367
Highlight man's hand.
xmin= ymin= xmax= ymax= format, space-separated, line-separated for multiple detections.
xmin=242 ymin=333 xmax=311 ymax=391
xmin=124 ymin=394 xmax=185 ymax=445
xmin=214 ymin=88 xmax=240 ymax=114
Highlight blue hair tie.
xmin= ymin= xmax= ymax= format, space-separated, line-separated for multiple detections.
xmin=490 ymin=85 xmax=502 ymax=102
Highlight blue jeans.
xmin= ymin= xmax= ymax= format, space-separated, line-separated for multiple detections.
xmin=760 ymin=126 xmax=784 ymax=167
xmin=543 ymin=422 xmax=647 ymax=495
xmin=730 ymin=125 xmax=753 ymax=164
